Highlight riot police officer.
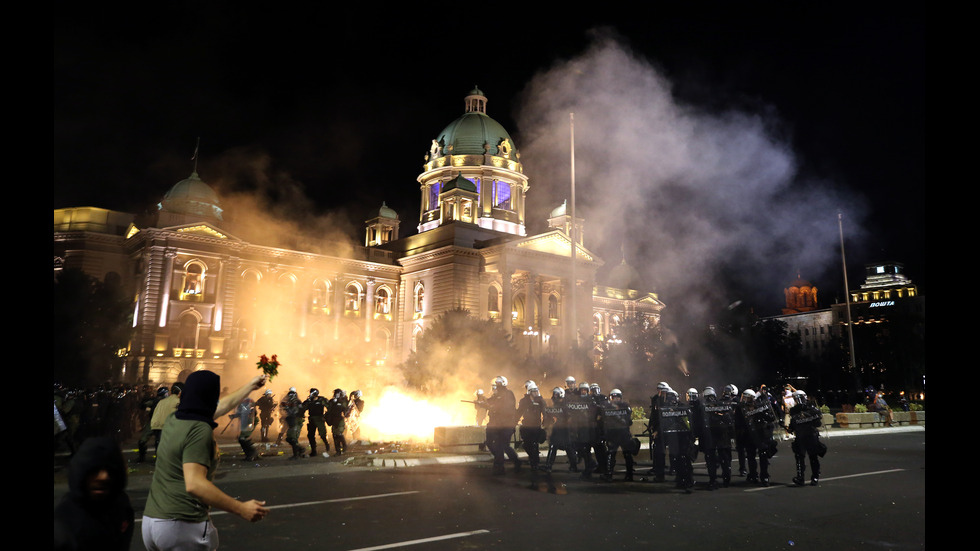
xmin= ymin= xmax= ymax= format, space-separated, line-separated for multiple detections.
xmin=304 ymin=388 xmax=331 ymax=457
xmin=516 ymin=382 xmax=547 ymax=471
xmin=789 ymin=390 xmax=827 ymax=486
xmin=661 ymin=389 xmax=695 ymax=492
xmin=725 ymin=383 xmax=748 ymax=476
xmin=485 ymin=376 xmax=520 ymax=475
xmin=229 ymin=397 xmax=260 ymax=461
xmin=741 ymin=388 xmax=778 ymax=486
xmin=282 ymin=388 xmax=306 ymax=459
xmin=647 ymin=382 xmax=672 ymax=481
xmin=255 ymin=389 xmax=276 ymax=442
xmin=544 ymin=387 xmax=576 ymax=472
xmin=700 ymin=386 xmax=735 ymax=489
xmin=600 ymin=389 xmax=635 ymax=481
xmin=567 ymin=382 xmax=598 ymax=479
xmin=326 ymin=389 xmax=350 ymax=455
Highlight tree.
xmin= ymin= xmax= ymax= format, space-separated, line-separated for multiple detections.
xmin=53 ymin=268 xmax=133 ymax=387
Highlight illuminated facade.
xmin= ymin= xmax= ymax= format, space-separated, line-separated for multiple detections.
xmin=54 ymin=88 xmax=665 ymax=384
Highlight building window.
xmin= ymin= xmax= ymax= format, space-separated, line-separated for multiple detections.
xmin=345 ymin=282 xmax=363 ymax=315
xmin=180 ymin=261 xmax=206 ymax=302
xmin=312 ymin=280 xmax=331 ymax=315
xmin=428 ymin=183 xmax=441 ymax=211
xmin=548 ymin=294 xmax=559 ymax=320
xmin=488 ymin=286 xmax=499 ymax=313
xmin=493 ymin=180 xmax=512 ymax=210
xmin=375 ymin=286 xmax=391 ymax=315
xmin=414 ymin=283 xmax=425 ymax=314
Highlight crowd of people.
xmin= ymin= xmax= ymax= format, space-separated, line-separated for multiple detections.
xmin=54 ymin=381 xmax=367 ymax=464
xmin=473 ymin=376 xmax=828 ymax=491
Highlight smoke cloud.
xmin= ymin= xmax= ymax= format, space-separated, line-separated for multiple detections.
xmin=515 ymin=33 xmax=867 ymax=385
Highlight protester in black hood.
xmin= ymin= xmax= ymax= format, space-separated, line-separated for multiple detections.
xmin=175 ymin=369 xmax=221 ymax=427
xmin=54 ymin=436 xmax=134 ymax=551
xmin=142 ymin=370 xmax=269 ymax=550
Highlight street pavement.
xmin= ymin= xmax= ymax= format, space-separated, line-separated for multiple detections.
xmin=54 ymin=425 xmax=926 ymax=550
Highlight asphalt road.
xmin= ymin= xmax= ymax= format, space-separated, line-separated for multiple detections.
xmin=55 ymin=427 xmax=925 ymax=550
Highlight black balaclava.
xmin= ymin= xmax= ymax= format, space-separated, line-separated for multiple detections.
xmin=175 ymin=370 xmax=220 ymax=428
xmin=67 ymin=436 xmax=127 ymax=502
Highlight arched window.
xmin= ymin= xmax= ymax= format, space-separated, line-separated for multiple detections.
xmin=345 ymin=282 xmax=363 ymax=315
xmin=312 ymin=279 xmax=331 ymax=315
xmin=180 ymin=261 xmax=207 ymax=301
xmin=176 ymin=312 xmax=201 ymax=352
xmin=488 ymin=286 xmax=499 ymax=313
xmin=375 ymin=286 xmax=391 ymax=315
xmin=414 ymin=282 xmax=425 ymax=314
xmin=548 ymin=294 xmax=559 ymax=320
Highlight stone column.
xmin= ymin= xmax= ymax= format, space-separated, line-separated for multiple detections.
xmin=501 ymin=268 xmax=513 ymax=336
xmin=365 ymin=277 xmax=376 ymax=342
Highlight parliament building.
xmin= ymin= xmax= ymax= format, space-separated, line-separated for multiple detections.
xmin=54 ymin=88 xmax=665 ymax=385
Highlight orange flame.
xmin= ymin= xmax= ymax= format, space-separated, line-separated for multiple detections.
xmin=356 ymin=386 xmax=472 ymax=442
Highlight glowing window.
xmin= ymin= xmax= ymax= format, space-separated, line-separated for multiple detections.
xmin=428 ymin=183 xmax=441 ymax=211
xmin=493 ymin=181 xmax=511 ymax=210
xmin=549 ymin=294 xmax=559 ymax=319
xmin=375 ymin=287 xmax=391 ymax=314
xmin=312 ymin=280 xmax=331 ymax=314
xmin=488 ymin=286 xmax=499 ymax=312
xmin=414 ymin=283 xmax=424 ymax=313
xmin=345 ymin=282 xmax=362 ymax=313
xmin=180 ymin=261 xmax=206 ymax=302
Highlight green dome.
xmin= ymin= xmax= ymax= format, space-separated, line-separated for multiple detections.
xmin=371 ymin=201 xmax=399 ymax=220
xmin=606 ymin=259 xmax=644 ymax=291
xmin=550 ymin=200 xmax=568 ymax=218
xmin=431 ymin=88 xmax=518 ymax=158
xmin=443 ymin=174 xmax=478 ymax=193
xmin=158 ymin=171 xmax=223 ymax=221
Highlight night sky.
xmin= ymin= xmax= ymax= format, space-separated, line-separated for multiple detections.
xmin=54 ymin=4 xmax=924 ymax=316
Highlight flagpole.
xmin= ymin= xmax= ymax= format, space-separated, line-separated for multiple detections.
xmin=569 ymin=113 xmax=577 ymax=350
xmin=838 ymin=212 xmax=858 ymax=374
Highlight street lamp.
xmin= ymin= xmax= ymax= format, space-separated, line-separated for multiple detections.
xmin=523 ymin=326 xmax=538 ymax=356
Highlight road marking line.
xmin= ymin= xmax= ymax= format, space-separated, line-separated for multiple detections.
xmin=743 ymin=468 xmax=906 ymax=491
xmin=346 ymin=529 xmax=491 ymax=551
xmin=135 ymin=491 xmax=420 ymax=522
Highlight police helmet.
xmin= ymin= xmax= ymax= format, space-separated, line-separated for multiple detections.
xmin=552 ymin=387 xmax=565 ymax=399
xmin=793 ymin=390 xmax=808 ymax=407
xmin=527 ymin=383 xmax=539 ymax=394
xmin=172 ymin=382 xmax=185 ymax=395
xmin=494 ymin=376 xmax=508 ymax=387
xmin=703 ymin=387 xmax=716 ymax=401
xmin=657 ymin=381 xmax=671 ymax=393
xmin=565 ymin=376 xmax=576 ymax=387
xmin=351 ymin=390 xmax=362 ymax=399
xmin=590 ymin=383 xmax=601 ymax=395
xmin=476 ymin=389 xmax=484 ymax=397
xmin=723 ymin=384 xmax=738 ymax=398
xmin=157 ymin=386 xmax=169 ymax=398
xmin=578 ymin=382 xmax=591 ymax=393
xmin=309 ymin=388 xmax=320 ymax=399
xmin=664 ymin=389 xmax=679 ymax=405
xmin=264 ymin=389 xmax=272 ymax=396
xmin=609 ymin=388 xmax=623 ymax=399
xmin=687 ymin=387 xmax=699 ymax=401
xmin=524 ymin=380 xmax=537 ymax=392
xmin=741 ymin=389 xmax=757 ymax=401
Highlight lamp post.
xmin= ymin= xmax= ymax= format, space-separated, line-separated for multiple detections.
xmin=523 ymin=326 xmax=539 ymax=357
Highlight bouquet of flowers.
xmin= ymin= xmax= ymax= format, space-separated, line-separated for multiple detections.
xmin=256 ymin=354 xmax=281 ymax=381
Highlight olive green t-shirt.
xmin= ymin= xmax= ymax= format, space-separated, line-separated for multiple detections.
xmin=143 ymin=415 xmax=218 ymax=522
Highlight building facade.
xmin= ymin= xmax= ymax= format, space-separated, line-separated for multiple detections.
xmin=54 ymin=88 xmax=665 ymax=385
